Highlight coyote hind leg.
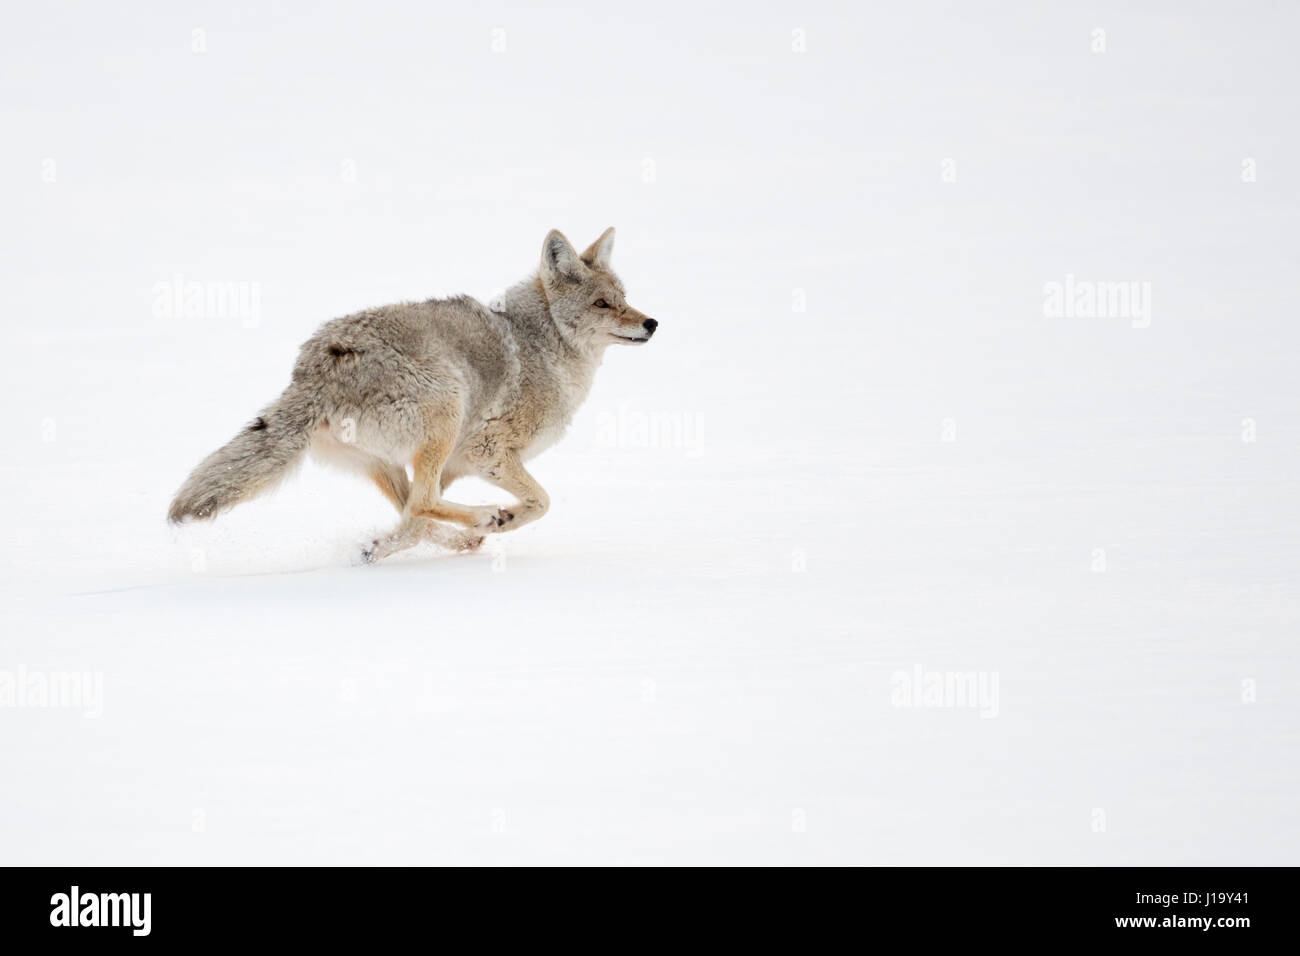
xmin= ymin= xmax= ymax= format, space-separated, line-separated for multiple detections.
xmin=368 ymin=462 xmax=410 ymax=513
xmin=359 ymin=516 xmax=483 ymax=564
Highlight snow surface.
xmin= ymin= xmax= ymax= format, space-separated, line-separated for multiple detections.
xmin=2 ymin=2 xmax=1298 ymax=864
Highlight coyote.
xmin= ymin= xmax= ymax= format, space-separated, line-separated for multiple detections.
xmin=167 ymin=227 xmax=657 ymax=561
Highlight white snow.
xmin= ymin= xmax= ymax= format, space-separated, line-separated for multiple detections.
xmin=1 ymin=2 xmax=1297 ymax=864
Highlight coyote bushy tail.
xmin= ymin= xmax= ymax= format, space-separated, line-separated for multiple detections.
xmin=168 ymin=386 xmax=319 ymax=523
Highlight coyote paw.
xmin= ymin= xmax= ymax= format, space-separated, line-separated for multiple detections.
xmin=476 ymin=506 xmax=515 ymax=531
xmin=356 ymin=533 xmax=405 ymax=564
xmin=447 ymin=531 xmax=485 ymax=552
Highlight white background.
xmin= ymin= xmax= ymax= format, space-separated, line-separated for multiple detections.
xmin=2 ymin=1 xmax=1297 ymax=864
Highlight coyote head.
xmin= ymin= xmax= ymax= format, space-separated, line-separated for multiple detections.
xmin=538 ymin=227 xmax=657 ymax=349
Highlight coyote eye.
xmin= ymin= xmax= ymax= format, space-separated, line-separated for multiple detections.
xmin=593 ymin=298 xmax=609 ymax=309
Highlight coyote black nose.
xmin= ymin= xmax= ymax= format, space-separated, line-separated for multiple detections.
xmin=643 ymin=319 xmax=658 ymax=334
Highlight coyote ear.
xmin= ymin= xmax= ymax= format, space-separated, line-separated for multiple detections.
xmin=580 ymin=227 xmax=615 ymax=269
xmin=540 ymin=229 xmax=587 ymax=284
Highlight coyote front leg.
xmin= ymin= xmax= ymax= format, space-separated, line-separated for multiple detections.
xmin=478 ymin=451 xmax=550 ymax=533
xmin=361 ymin=405 xmax=493 ymax=563
xmin=407 ymin=415 xmax=514 ymax=531
xmin=409 ymin=445 xmax=549 ymax=535
xmin=364 ymin=450 xmax=547 ymax=561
